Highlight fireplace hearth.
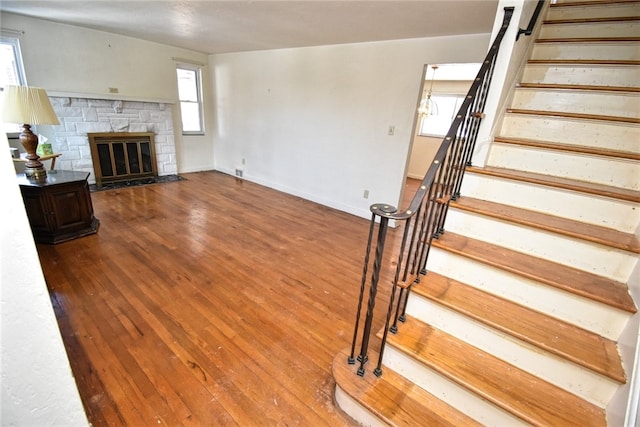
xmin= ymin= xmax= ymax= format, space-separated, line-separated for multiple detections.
xmin=88 ymin=132 xmax=158 ymax=188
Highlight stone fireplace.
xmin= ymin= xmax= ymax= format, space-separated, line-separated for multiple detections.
xmin=47 ymin=96 xmax=178 ymax=185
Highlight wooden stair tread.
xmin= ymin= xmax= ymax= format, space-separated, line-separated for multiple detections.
xmin=413 ymin=272 xmax=626 ymax=382
xmin=450 ymin=195 xmax=640 ymax=253
xmin=544 ymin=16 xmax=640 ymax=24
xmin=386 ymin=317 xmax=607 ymax=427
xmin=332 ymin=348 xmax=481 ymax=427
xmin=550 ymin=0 xmax=640 ymax=7
xmin=494 ymin=135 xmax=640 ymax=161
xmin=518 ymin=82 xmax=640 ymax=93
xmin=536 ymin=36 xmax=640 ymax=43
xmin=506 ymin=108 xmax=640 ymax=124
xmin=528 ymin=59 xmax=640 ymax=65
xmin=431 ymin=232 xmax=637 ymax=313
xmin=466 ymin=165 xmax=640 ymax=203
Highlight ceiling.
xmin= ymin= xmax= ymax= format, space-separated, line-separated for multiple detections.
xmin=0 ymin=1 xmax=500 ymax=55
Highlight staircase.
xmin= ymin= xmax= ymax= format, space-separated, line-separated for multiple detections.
xmin=333 ymin=0 xmax=640 ymax=425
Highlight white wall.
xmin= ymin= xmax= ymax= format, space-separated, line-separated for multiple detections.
xmin=210 ymin=33 xmax=492 ymax=219
xmin=0 ymin=133 xmax=88 ymax=426
xmin=407 ymin=134 xmax=441 ymax=180
xmin=1 ymin=12 xmax=214 ymax=174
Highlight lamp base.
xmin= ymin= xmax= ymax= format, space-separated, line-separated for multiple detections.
xmin=19 ymin=123 xmax=47 ymax=180
xmin=24 ymin=165 xmax=48 ymax=180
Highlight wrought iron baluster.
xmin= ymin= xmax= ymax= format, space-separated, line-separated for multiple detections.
xmin=348 ymin=214 xmax=377 ymax=364
xmin=375 ymin=220 xmax=412 ymax=376
xmin=357 ymin=210 xmax=392 ymax=376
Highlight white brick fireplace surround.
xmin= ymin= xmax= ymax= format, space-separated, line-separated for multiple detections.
xmin=47 ymin=96 xmax=178 ymax=184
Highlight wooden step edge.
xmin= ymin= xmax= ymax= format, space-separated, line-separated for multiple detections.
xmin=550 ymin=0 xmax=640 ymax=6
xmin=528 ymin=59 xmax=640 ymax=65
xmin=450 ymin=195 xmax=640 ymax=254
xmin=398 ymin=272 xmax=419 ymax=290
xmin=536 ymin=36 xmax=640 ymax=43
xmin=466 ymin=165 xmax=640 ymax=204
xmin=431 ymin=232 xmax=637 ymax=313
xmin=412 ymin=272 xmax=627 ymax=382
xmin=517 ymin=82 xmax=640 ymax=93
xmin=436 ymin=194 xmax=452 ymax=204
xmin=386 ymin=317 xmax=608 ymax=427
xmin=493 ymin=135 xmax=640 ymax=162
xmin=506 ymin=108 xmax=640 ymax=125
xmin=544 ymin=16 xmax=640 ymax=24
xmin=332 ymin=347 xmax=483 ymax=427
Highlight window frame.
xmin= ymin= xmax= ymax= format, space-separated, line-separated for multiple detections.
xmin=176 ymin=64 xmax=205 ymax=136
xmin=1 ymin=35 xmax=27 ymax=135
xmin=1 ymin=35 xmax=26 ymax=88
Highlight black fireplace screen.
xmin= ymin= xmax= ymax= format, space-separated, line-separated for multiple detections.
xmin=88 ymin=132 xmax=157 ymax=188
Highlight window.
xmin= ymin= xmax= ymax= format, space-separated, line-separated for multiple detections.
xmin=176 ymin=65 xmax=204 ymax=134
xmin=1 ymin=36 xmax=25 ymax=88
xmin=418 ymin=94 xmax=466 ymax=138
xmin=416 ymin=62 xmax=481 ymax=138
xmin=1 ymin=36 xmax=27 ymax=133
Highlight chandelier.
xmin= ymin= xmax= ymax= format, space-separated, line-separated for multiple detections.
xmin=418 ymin=65 xmax=438 ymax=118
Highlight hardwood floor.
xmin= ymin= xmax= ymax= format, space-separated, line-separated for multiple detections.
xmin=37 ymin=171 xmax=400 ymax=426
xmin=402 ymin=178 xmax=422 ymax=209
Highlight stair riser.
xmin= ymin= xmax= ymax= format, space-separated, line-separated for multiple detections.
xmin=499 ymin=114 xmax=640 ymax=153
xmin=404 ymin=295 xmax=617 ymax=405
xmin=511 ymin=88 xmax=640 ymax=119
xmin=547 ymin=3 xmax=640 ymax=21
xmin=445 ymin=208 xmax=637 ymax=283
xmin=540 ymin=22 xmax=640 ymax=39
xmin=334 ymin=386 xmax=386 ymax=427
xmin=486 ymin=143 xmax=640 ymax=190
xmin=521 ymin=64 xmax=640 ymax=87
xmin=382 ymin=346 xmax=528 ymax=427
xmin=531 ymin=42 xmax=640 ymax=61
xmin=460 ymin=172 xmax=640 ymax=232
xmin=426 ymin=247 xmax=631 ymax=340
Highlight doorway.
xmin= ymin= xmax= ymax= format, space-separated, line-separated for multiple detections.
xmin=406 ymin=62 xmax=482 ymax=180
xmin=399 ymin=63 xmax=482 ymax=210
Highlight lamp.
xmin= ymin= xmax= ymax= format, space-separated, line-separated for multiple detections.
xmin=1 ymin=85 xmax=59 ymax=179
xmin=418 ymin=65 xmax=438 ymax=118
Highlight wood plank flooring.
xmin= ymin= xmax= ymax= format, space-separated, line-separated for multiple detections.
xmin=37 ymin=171 xmax=397 ymax=426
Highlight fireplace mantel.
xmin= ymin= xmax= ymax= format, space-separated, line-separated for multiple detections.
xmin=48 ymin=91 xmax=174 ymax=105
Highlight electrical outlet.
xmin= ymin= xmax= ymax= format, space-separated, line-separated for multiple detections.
xmin=363 ymin=190 xmax=369 ymax=199
xmin=388 ymin=125 xmax=395 ymax=136
xmin=108 ymin=87 xmax=119 ymax=94
xmin=242 ymin=158 xmax=246 ymax=165
xmin=235 ymin=169 xmax=243 ymax=178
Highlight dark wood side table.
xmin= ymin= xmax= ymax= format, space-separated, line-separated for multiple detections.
xmin=17 ymin=170 xmax=100 ymax=244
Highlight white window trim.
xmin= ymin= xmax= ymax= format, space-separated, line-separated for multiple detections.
xmin=2 ymin=35 xmax=27 ymax=135
xmin=176 ymin=64 xmax=205 ymax=136
xmin=1 ymin=35 xmax=27 ymax=87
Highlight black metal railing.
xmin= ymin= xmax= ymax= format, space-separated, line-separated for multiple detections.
xmin=348 ymin=6 xmax=515 ymax=377
xmin=517 ymin=0 xmax=546 ymax=41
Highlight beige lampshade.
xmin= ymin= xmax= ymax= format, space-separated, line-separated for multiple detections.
xmin=1 ymin=85 xmax=59 ymax=125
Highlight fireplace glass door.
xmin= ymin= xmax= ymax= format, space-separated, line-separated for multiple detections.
xmin=89 ymin=132 xmax=157 ymax=188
